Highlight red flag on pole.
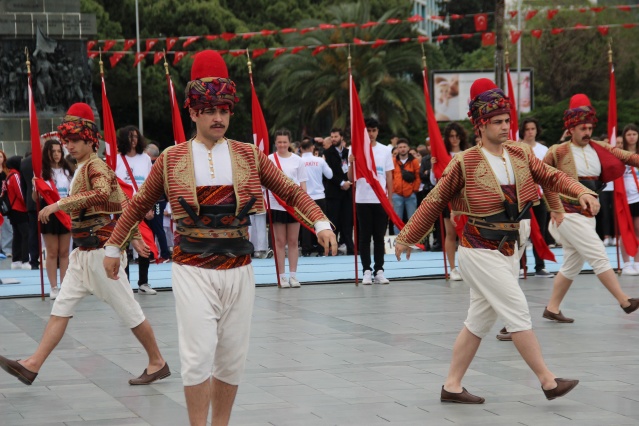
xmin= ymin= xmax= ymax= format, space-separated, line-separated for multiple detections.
xmin=166 ymin=71 xmax=186 ymax=144
xmin=349 ymin=75 xmax=404 ymax=231
xmin=506 ymin=64 xmax=519 ymax=142
xmin=100 ymin=73 xmax=118 ymax=170
xmin=610 ymin=59 xmax=637 ymax=256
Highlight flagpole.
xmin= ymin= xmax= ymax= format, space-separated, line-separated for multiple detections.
xmin=26 ymin=48 xmax=45 ymax=299
xmin=246 ymin=50 xmax=281 ymax=287
xmin=348 ymin=46 xmax=359 ymax=287
xmin=609 ymin=40 xmax=622 ymax=274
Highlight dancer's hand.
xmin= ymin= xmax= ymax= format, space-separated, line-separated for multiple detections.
xmin=395 ymin=242 xmax=412 ymax=261
xmin=579 ymin=193 xmax=600 ymax=216
xmin=550 ymin=211 xmax=564 ymax=227
xmin=131 ymin=239 xmax=151 ymax=258
xmin=450 ymin=211 xmax=458 ymax=226
xmin=318 ymin=229 xmax=338 ymax=256
xmin=145 ymin=210 xmax=154 ymax=220
xmin=38 ymin=203 xmax=59 ymax=224
xmin=103 ymin=256 xmax=120 ymax=280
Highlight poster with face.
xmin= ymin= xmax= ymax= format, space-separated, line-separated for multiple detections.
xmin=432 ymin=70 xmax=533 ymax=122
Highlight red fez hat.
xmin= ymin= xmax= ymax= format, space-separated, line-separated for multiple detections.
xmin=467 ymin=78 xmax=510 ymax=128
xmin=185 ymin=50 xmax=238 ymax=110
xmin=564 ymin=94 xmax=597 ymax=129
xmin=191 ymin=50 xmax=229 ymax=80
xmin=470 ymin=78 xmax=498 ymax=100
xmin=66 ymin=102 xmax=95 ymax=123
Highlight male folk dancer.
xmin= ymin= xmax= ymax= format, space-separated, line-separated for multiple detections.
xmin=395 ymin=79 xmax=599 ymax=403
xmin=0 ymin=103 xmax=169 ymax=386
xmin=102 ymin=50 xmax=336 ymax=426
xmin=543 ymin=94 xmax=639 ymax=323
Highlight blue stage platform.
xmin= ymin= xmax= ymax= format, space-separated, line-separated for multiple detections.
xmin=0 ymin=245 xmax=619 ymax=298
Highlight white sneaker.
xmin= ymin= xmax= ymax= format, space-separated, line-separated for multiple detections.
xmin=279 ymin=276 xmax=290 ymax=288
xmin=138 ymin=284 xmax=157 ymax=295
xmin=49 ymin=287 xmax=60 ymax=300
xmin=450 ymin=267 xmax=463 ymax=281
xmin=603 ymin=237 xmax=610 ymax=246
xmin=289 ymin=277 xmax=301 ymax=288
xmin=11 ymin=262 xmax=22 ymax=270
xmin=519 ymin=269 xmax=525 ymax=279
xmin=374 ymin=270 xmax=389 ymax=284
xmin=622 ymin=262 xmax=639 ymax=276
xmin=610 ymin=238 xmax=617 ymax=247
xmin=337 ymin=244 xmax=347 ymax=255
xmin=362 ymin=270 xmax=373 ymax=285
xmin=22 ymin=262 xmax=32 ymax=270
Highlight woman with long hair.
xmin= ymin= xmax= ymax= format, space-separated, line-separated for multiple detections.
xmin=0 ymin=149 xmax=10 ymax=259
xmin=431 ymin=122 xmax=470 ymax=281
xmin=33 ymin=139 xmax=74 ymax=299
xmin=620 ymin=124 xmax=639 ymax=275
xmin=268 ymin=129 xmax=308 ymax=288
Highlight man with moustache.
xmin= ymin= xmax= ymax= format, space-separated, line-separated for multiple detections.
xmin=542 ymin=94 xmax=639 ymax=323
xmin=395 ymin=79 xmax=598 ymax=403
xmin=323 ymin=127 xmax=354 ymax=255
xmin=102 ymin=50 xmax=336 ymax=426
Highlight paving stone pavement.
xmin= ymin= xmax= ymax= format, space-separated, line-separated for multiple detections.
xmin=1 ymin=273 xmax=638 ymax=425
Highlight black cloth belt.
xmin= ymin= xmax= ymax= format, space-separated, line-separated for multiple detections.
xmin=469 ymin=212 xmax=520 ymax=242
xmin=178 ymin=236 xmax=254 ymax=258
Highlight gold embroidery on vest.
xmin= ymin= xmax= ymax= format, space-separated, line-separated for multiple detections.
xmin=474 ymin=160 xmax=501 ymax=195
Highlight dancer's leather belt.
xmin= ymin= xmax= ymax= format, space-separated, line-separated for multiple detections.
xmin=72 ymin=215 xmax=111 ymax=248
xmin=178 ymin=236 xmax=254 ymax=257
xmin=468 ymin=216 xmax=520 ymax=242
xmin=578 ymin=179 xmax=605 ymax=194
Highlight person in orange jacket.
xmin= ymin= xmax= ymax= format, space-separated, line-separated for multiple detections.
xmin=391 ymin=138 xmax=420 ymax=234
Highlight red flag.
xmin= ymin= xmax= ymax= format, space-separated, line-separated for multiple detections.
xmin=371 ymin=39 xmax=387 ymax=49
xmin=220 ymin=32 xmax=236 ymax=41
xmin=610 ymin=61 xmax=637 ymax=256
xmin=510 ymin=30 xmax=523 ymax=44
xmin=574 ymin=23 xmax=588 ymax=30
xmin=422 ymin=71 xmax=448 ymax=179
xmin=165 ymin=73 xmax=185 ymax=144
xmin=531 ymin=29 xmax=543 ymax=39
xmin=482 ymin=32 xmax=495 ymax=46
xmin=312 ymin=46 xmax=327 ymax=56
xmin=117 ymin=178 xmax=159 ymax=260
xmin=251 ymin=83 xmax=269 ymax=156
xmin=205 ymin=35 xmax=219 ymax=40
xmin=87 ymin=40 xmax=97 ymax=50
xmin=123 ymin=39 xmax=136 ymax=51
xmin=529 ymin=207 xmax=555 ymax=262
xmin=166 ymin=37 xmax=178 ymax=51
xmin=461 ymin=34 xmax=474 ymax=39
xmin=617 ymin=5 xmax=632 ymax=12
xmin=273 ymin=47 xmax=287 ymax=58
xmin=183 ymin=36 xmax=200 ymax=48
xmin=551 ymin=28 xmax=565 ymax=35
xmin=260 ymin=29 xmax=277 ymax=36
xmin=547 ymin=9 xmax=559 ymax=20
xmin=27 ymin=73 xmax=42 ymax=178
xmin=598 ymin=25 xmax=610 ymax=36
xmin=418 ymin=35 xmax=429 ymax=43
xmin=109 ymin=52 xmax=125 ymax=68
xmin=350 ymin=75 xmax=404 ymax=231
xmin=319 ymin=24 xmax=335 ymax=30
xmin=361 ymin=21 xmax=378 ymax=28
xmin=386 ymin=18 xmax=401 ymax=25
xmin=281 ymin=27 xmax=298 ymax=33
xmin=33 ymin=179 xmax=71 ymax=230
xmin=133 ymin=52 xmax=146 ymax=67
xmin=591 ymin=7 xmax=605 ymax=13
xmin=474 ymin=13 xmax=488 ymax=32
xmin=506 ymin=66 xmax=518 ymax=142
xmin=450 ymin=14 xmax=463 ymax=20
xmin=103 ymin=40 xmax=116 ymax=52
xmin=623 ymin=23 xmax=637 ymax=29
xmin=173 ymin=51 xmax=187 ymax=65
xmin=291 ymin=46 xmax=306 ymax=54
xmin=145 ymin=38 xmax=158 ymax=52
xmin=100 ymin=74 xmax=118 ymax=170
xmin=88 ymin=51 xmax=99 ymax=59
xmin=437 ymin=34 xmax=449 ymax=43
xmin=353 ymin=38 xmax=365 ymax=45
xmin=407 ymin=15 xmax=423 ymax=23
xmin=525 ymin=10 xmax=538 ymax=21
xmin=508 ymin=11 xmax=518 ymax=19
xmin=252 ymin=48 xmax=268 ymax=58
xmin=153 ymin=51 xmax=164 ymax=64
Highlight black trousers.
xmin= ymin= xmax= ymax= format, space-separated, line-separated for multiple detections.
xmin=125 ymin=255 xmax=149 ymax=286
xmin=596 ymin=191 xmax=614 ymax=239
xmin=27 ymin=211 xmax=40 ymax=267
xmin=326 ymin=191 xmax=354 ymax=254
xmin=356 ymin=203 xmax=388 ymax=274
xmin=301 ymin=198 xmax=327 ymax=254
xmin=9 ymin=212 xmax=29 ymax=263
xmin=149 ymin=201 xmax=170 ymax=259
xmin=531 ymin=202 xmax=548 ymax=271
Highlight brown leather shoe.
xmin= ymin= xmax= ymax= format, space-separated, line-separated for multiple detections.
xmin=496 ymin=332 xmax=512 ymax=341
xmin=499 ymin=327 xmax=508 ymax=334
xmin=542 ymin=378 xmax=579 ymax=400
xmin=543 ymin=308 xmax=574 ymax=323
xmin=129 ymin=363 xmax=171 ymax=385
xmin=440 ymin=386 xmax=485 ymax=404
xmin=622 ymin=298 xmax=639 ymax=314
xmin=0 ymin=355 xmax=38 ymax=385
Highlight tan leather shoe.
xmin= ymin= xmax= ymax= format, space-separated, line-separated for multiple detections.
xmin=440 ymin=386 xmax=485 ymax=404
xmin=542 ymin=378 xmax=579 ymax=400
xmin=0 ymin=355 xmax=38 ymax=385
xmin=129 ymin=363 xmax=171 ymax=385
xmin=543 ymin=308 xmax=574 ymax=323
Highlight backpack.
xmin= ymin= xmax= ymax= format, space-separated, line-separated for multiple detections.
xmin=0 ymin=180 xmax=11 ymax=216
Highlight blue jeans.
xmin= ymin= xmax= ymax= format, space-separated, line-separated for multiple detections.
xmin=392 ymin=193 xmax=417 ymax=234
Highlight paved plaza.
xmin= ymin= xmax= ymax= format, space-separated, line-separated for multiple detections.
xmin=1 ymin=273 xmax=639 ymax=425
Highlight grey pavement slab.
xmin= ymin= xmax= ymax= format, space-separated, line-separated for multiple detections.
xmin=0 ymin=273 xmax=638 ymax=425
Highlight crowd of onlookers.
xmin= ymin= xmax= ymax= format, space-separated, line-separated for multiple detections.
xmin=1 ymin=118 xmax=637 ymax=291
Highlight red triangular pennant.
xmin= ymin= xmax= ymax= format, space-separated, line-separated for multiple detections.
xmin=551 ymin=28 xmax=564 ymax=35
xmin=598 ymin=25 xmax=610 ymax=36
xmin=508 ymin=11 xmax=518 ymax=19
xmin=312 ymin=46 xmax=327 ymax=56
xmin=525 ymin=10 xmax=538 ymax=21
xmin=407 ymin=15 xmax=423 ymax=23
xmin=371 ymin=39 xmax=387 ymax=49
xmin=103 ymin=40 xmax=116 ymax=52
xmin=510 ymin=30 xmax=522 ymax=43
xmin=291 ymin=46 xmax=306 ymax=54
xmin=220 ymin=32 xmax=236 ymax=41
xmin=145 ymin=38 xmax=158 ymax=52
xmin=173 ymin=51 xmax=187 ymax=65
xmin=547 ymin=9 xmax=559 ymax=20
xmin=252 ymin=48 xmax=268 ymax=58
xmin=153 ymin=51 xmax=164 ymax=64
xmin=166 ymin=37 xmax=178 ymax=51
xmin=109 ymin=52 xmax=125 ymax=67
xmin=183 ymin=36 xmax=200 ymax=48
xmin=531 ymin=29 xmax=543 ymax=39
xmin=133 ymin=52 xmax=146 ymax=67
xmin=280 ymin=27 xmax=298 ymax=33
xmin=481 ymin=32 xmax=495 ymax=46
xmin=273 ymin=47 xmax=287 ymax=58
xmin=123 ymin=39 xmax=136 ymax=51
xmin=87 ymin=40 xmax=97 ymax=50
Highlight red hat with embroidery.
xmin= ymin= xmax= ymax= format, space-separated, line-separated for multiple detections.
xmin=57 ymin=102 xmax=100 ymax=150
xmin=467 ymin=78 xmax=511 ymax=130
xmin=563 ymin=93 xmax=597 ymax=129
xmin=184 ymin=50 xmax=239 ymax=111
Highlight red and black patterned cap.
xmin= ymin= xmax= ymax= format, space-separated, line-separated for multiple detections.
xmin=467 ymin=78 xmax=511 ymax=129
xmin=57 ymin=103 xmax=100 ymax=149
xmin=184 ymin=50 xmax=239 ymax=111
xmin=563 ymin=94 xmax=597 ymax=129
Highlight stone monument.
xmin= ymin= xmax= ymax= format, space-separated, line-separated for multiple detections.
xmin=0 ymin=0 xmax=97 ymax=155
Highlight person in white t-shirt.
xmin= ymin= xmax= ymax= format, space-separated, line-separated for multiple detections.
xmin=620 ymin=124 xmax=639 ymax=275
xmin=268 ymin=129 xmax=308 ymax=288
xmin=115 ymin=126 xmax=156 ymax=295
xmin=32 ymin=139 xmax=74 ymax=300
xmin=347 ymin=117 xmax=394 ymax=285
xmin=300 ymin=139 xmax=333 ymax=256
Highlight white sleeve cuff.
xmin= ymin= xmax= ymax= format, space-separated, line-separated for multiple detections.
xmin=314 ymin=221 xmax=332 ymax=234
xmin=104 ymin=245 xmax=121 ymax=258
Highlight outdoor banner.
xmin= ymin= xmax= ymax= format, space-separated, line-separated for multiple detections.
xmin=431 ymin=69 xmax=534 ymax=122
